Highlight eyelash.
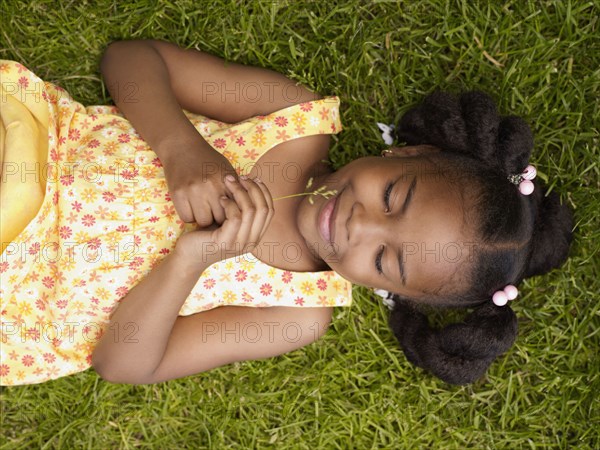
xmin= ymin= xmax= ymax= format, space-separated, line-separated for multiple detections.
xmin=376 ymin=182 xmax=394 ymax=275
xmin=376 ymin=245 xmax=384 ymax=275
xmin=384 ymin=182 xmax=393 ymax=213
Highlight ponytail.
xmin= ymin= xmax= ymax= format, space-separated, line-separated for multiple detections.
xmin=388 ymin=298 xmax=518 ymax=385
xmin=524 ymin=186 xmax=574 ymax=278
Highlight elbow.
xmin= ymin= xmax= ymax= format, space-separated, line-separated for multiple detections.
xmin=100 ymin=40 xmax=133 ymax=74
xmin=93 ymin=365 xmax=152 ymax=385
xmin=93 ymin=367 xmax=124 ymax=384
xmin=311 ymin=308 xmax=333 ymax=341
xmin=100 ymin=41 xmax=122 ymax=70
xmin=100 ymin=39 xmax=161 ymax=69
xmin=91 ymin=352 xmax=152 ymax=385
xmin=298 ymin=307 xmax=333 ymax=347
xmin=100 ymin=40 xmax=144 ymax=73
xmin=90 ymin=351 xmax=120 ymax=383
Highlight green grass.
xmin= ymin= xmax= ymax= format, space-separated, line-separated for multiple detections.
xmin=1 ymin=0 xmax=599 ymax=448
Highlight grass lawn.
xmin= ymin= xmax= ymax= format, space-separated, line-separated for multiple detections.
xmin=1 ymin=0 xmax=598 ymax=448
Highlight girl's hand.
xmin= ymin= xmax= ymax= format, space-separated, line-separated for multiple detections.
xmin=172 ymin=175 xmax=275 ymax=270
xmin=162 ymin=144 xmax=239 ymax=227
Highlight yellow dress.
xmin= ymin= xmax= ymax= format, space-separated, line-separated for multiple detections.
xmin=0 ymin=60 xmax=352 ymax=385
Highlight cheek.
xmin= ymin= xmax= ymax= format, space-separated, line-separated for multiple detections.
xmin=327 ymin=253 xmax=375 ymax=287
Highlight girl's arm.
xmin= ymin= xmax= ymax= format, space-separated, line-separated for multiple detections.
xmin=100 ymin=39 xmax=322 ymax=227
xmin=100 ymin=39 xmax=321 ymax=164
xmin=91 ymin=174 xmax=332 ymax=384
xmin=91 ymin=251 xmax=204 ymax=382
xmin=91 ymin=251 xmax=333 ymax=384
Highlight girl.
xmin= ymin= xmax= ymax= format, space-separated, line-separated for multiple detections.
xmin=0 ymin=39 xmax=573 ymax=386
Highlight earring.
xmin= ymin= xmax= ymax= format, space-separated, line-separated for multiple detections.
xmin=380 ymin=149 xmax=394 ymax=157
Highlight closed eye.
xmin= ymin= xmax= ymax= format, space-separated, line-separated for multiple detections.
xmin=384 ymin=182 xmax=393 ymax=212
xmin=377 ymin=181 xmax=394 ymax=274
xmin=376 ymin=245 xmax=384 ymax=275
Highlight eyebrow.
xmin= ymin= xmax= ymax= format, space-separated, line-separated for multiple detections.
xmin=400 ymin=176 xmax=417 ymax=215
xmin=396 ymin=249 xmax=406 ymax=286
xmin=395 ymin=176 xmax=417 ymax=285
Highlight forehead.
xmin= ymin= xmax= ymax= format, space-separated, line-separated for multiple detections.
xmin=379 ymin=154 xmax=446 ymax=177
xmin=390 ymin=158 xmax=471 ymax=295
xmin=409 ymin=184 xmax=467 ymax=286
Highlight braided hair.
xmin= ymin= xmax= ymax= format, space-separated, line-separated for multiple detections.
xmin=387 ymin=91 xmax=573 ymax=385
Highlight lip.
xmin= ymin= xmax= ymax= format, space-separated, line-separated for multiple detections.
xmin=318 ymin=193 xmax=339 ymax=246
xmin=330 ymin=191 xmax=341 ymax=246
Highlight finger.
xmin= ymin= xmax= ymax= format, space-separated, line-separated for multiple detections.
xmin=223 ymin=176 xmax=254 ymax=247
xmin=216 ymin=195 xmax=243 ymax=255
xmin=177 ymin=185 xmax=215 ymax=228
xmin=179 ymin=189 xmax=211 ymax=227
xmin=252 ymin=178 xmax=275 ymax=241
xmin=239 ymin=177 xmax=271 ymax=246
xmin=194 ymin=200 xmax=216 ymax=228
xmin=171 ymin=193 xmax=194 ymax=223
xmin=208 ymin=195 xmax=226 ymax=225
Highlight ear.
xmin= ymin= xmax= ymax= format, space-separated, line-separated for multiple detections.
xmin=383 ymin=145 xmax=441 ymax=157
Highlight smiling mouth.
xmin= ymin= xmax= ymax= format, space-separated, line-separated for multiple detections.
xmin=318 ymin=196 xmax=334 ymax=244
xmin=329 ymin=190 xmax=341 ymax=247
xmin=317 ymin=190 xmax=339 ymax=247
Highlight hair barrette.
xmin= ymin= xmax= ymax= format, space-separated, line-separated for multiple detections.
xmin=492 ymin=284 xmax=519 ymax=306
xmin=377 ymin=123 xmax=395 ymax=145
xmin=508 ymin=164 xmax=537 ymax=195
xmin=372 ymin=288 xmax=396 ymax=310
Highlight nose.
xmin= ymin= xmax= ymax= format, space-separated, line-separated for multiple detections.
xmin=347 ymin=201 xmax=390 ymax=247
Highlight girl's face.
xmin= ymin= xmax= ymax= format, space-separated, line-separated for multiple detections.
xmin=297 ymin=147 xmax=472 ymax=299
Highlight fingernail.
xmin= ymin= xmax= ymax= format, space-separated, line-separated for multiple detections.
xmin=226 ymin=175 xmax=236 ymax=182
xmin=240 ymin=175 xmax=248 ymax=180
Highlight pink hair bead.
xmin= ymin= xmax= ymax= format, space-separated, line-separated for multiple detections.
xmin=519 ymin=180 xmax=535 ymax=195
xmin=522 ymin=165 xmax=537 ymax=180
xmin=492 ymin=285 xmax=519 ymax=306
xmin=504 ymin=284 xmax=519 ymax=300
xmin=508 ymin=164 xmax=537 ymax=196
xmin=492 ymin=290 xmax=508 ymax=306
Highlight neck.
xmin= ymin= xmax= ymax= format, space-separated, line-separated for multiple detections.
xmin=299 ymin=166 xmax=334 ymax=270
xmin=255 ymin=163 xmax=331 ymax=272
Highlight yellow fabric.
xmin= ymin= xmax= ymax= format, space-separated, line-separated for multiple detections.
xmin=0 ymin=73 xmax=48 ymax=251
xmin=0 ymin=60 xmax=352 ymax=385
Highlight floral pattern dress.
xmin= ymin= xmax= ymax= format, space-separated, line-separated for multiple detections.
xmin=0 ymin=60 xmax=352 ymax=385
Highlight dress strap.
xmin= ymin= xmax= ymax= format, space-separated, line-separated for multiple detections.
xmin=182 ymin=96 xmax=342 ymax=175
